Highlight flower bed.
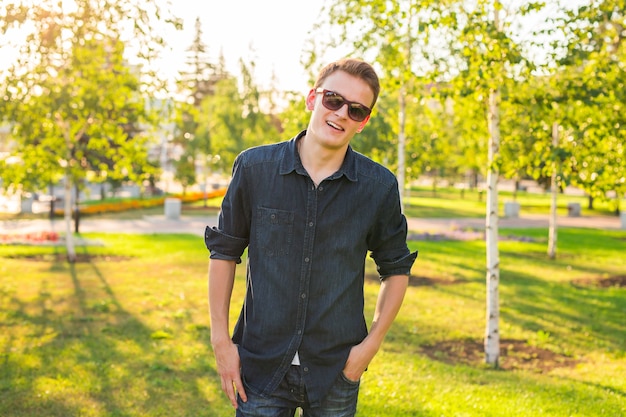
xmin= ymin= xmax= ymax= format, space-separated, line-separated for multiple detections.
xmin=53 ymin=188 xmax=227 ymax=216
xmin=0 ymin=231 xmax=60 ymax=245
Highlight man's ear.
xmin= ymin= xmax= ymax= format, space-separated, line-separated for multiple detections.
xmin=356 ymin=115 xmax=370 ymax=133
xmin=305 ymin=89 xmax=316 ymax=110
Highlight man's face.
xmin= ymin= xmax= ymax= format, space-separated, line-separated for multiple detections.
xmin=305 ymin=70 xmax=374 ymax=150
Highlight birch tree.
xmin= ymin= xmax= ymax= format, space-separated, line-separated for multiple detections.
xmin=0 ymin=0 xmax=181 ymax=262
xmin=440 ymin=0 xmax=536 ymax=366
xmin=306 ymin=0 xmax=444 ymax=209
xmin=552 ymin=0 xmax=626 ymax=212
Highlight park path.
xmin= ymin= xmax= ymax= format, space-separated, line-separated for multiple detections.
xmin=1 ymin=213 xmax=623 ymax=237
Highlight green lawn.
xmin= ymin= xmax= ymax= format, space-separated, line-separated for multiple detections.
xmin=1 ymin=226 xmax=625 ymax=416
xmin=0 ymin=184 xmax=623 ymax=415
xmin=403 ymin=186 xmax=620 ymax=218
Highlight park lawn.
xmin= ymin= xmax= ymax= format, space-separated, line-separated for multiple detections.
xmin=0 ymin=228 xmax=625 ymax=416
xmin=403 ymin=186 xmax=619 ymax=218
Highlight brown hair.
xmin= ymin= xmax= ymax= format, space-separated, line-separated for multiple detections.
xmin=313 ymin=58 xmax=380 ymax=108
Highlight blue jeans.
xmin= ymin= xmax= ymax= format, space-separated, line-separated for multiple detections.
xmin=236 ymin=365 xmax=360 ymax=417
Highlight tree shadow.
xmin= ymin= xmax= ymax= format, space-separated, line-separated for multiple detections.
xmin=0 ymin=243 xmax=227 ymax=416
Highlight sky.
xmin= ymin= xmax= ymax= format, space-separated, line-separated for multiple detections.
xmin=161 ymin=0 xmax=326 ymax=94
xmin=0 ymin=0 xmax=327 ymax=94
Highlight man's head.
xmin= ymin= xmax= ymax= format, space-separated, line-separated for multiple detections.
xmin=305 ymin=58 xmax=379 ymax=148
xmin=313 ymin=58 xmax=380 ymax=109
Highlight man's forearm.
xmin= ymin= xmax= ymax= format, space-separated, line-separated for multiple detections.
xmin=209 ymin=259 xmax=237 ymax=345
xmin=367 ymin=274 xmax=409 ymax=348
xmin=343 ymin=274 xmax=409 ymax=380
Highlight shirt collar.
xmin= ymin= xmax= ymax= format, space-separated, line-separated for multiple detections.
xmin=279 ymin=130 xmax=358 ymax=183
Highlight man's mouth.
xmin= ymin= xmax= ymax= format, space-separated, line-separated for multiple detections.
xmin=327 ymin=120 xmax=344 ymax=131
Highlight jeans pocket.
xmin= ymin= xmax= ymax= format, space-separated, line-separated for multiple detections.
xmin=340 ymin=371 xmax=360 ymax=386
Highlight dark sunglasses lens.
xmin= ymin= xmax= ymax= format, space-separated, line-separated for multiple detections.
xmin=322 ymin=92 xmax=344 ymax=110
xmin=348 ymin=106 xmax=369 ymax=122
xmin=321 ymin=90 xmax=370 ymax=122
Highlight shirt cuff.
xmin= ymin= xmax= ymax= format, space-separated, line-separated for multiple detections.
xmin=377 ymin=250 xmax=418 ymax=279
xmin=204 ymin=226 xmax=249 ymax=264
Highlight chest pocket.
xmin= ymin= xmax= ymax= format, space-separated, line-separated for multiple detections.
xmin=256 ymin=207 xmax=295 ymax=257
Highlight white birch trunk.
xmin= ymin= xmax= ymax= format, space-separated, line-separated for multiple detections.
xmin=63 ymin=172 xmax=76 ymax=263
xmin=55 ymin=112 xmax=79 ymax=263
xmin=397 ymin=89 xmax=407 ymax=211
xmin=548 ymin=123 xmax=559 ymax=259
xmin=485 ymin=87 xmax=501 ymax=367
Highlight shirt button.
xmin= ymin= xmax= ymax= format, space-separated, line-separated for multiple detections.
xmin=303 ymin=367 xmax=309 ymax=372
xmin=304 ymin=257 xmax=310 ymax=263
xmin=308 ymin=222 xmax=314 ymax=227
xmin=297 ymin=329 xmax=302 ymax=334
xmin=318 ymin=186 xmax=324 ymax=191
xmin=301 ymin=293 xmax=306 ymax=299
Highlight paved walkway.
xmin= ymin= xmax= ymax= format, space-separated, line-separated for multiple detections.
xmin=1 ymin=213 xmax=623 ymax=237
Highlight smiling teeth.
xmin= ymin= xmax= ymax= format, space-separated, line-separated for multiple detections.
xmin=327 ymin=121 xmax=343 ymax=130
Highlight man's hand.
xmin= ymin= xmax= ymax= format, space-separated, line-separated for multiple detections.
xmin=213 ymin=339 xmax=247 ymax=408
xmin=342 ymin=341 xmax=377 ymax=382
xmin=343 ymin=274 xmax=409 ymax=382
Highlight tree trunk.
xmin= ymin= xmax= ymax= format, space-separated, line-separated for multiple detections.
xmin=55 ymin=112 xmax=79 ymax=263
xmin=397 ymin=89 xmax=407 ymax=211
xmin=485 ymin=87 xmax=501 ymax=368
xmin=64 ymin=173 xmax=76 ymax=263
xmin=49 ymin=183 xmax=55 ymax=220
xmin=74 ymin=182 xmax=80 ymax=234
xmin=548 ymin=123 xmax=559 ymax=260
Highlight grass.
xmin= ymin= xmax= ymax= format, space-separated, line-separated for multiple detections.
xmin=403 ymin=186 xmax=619 ymax=218
xmin=0 ymin=227 xmax=625 ymax=416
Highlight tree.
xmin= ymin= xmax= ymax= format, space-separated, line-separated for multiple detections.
xmin=196 ymin=75 xmax=246 ymax=174
xmin=194 ymin=58 xmax=280 ymax=175
xmin=307 ymin=0 xmax=445 ymax=209
xmin=0 ymin=0 xmax=181 ymax=262
xmin=171 ymin=17 xmax=214 ymax=193
xmin=551 ymin=0 xmax=626 ymax=212
xmin=438 ymin=0 xmax=539 ymax=367
xmin=179 ymin=17 xmax=217 ymax=107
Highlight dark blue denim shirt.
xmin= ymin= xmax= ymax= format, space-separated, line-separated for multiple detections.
xmin=204 ymin=131 xmax=417 ymax=406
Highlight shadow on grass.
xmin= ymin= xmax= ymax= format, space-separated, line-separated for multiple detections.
xmin=0 ymin=244 xmax=227 ymax=417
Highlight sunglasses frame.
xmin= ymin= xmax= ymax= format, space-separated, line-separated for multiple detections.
xmin=315 ymin=88 xmax=372 ymax=122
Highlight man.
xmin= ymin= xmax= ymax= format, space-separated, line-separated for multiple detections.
xmin=205 ymin=58 xmax=417 ymax=416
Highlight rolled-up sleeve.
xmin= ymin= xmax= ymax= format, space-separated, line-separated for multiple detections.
xmin=204 ymin=226 xmax=249 ymax=264
xmin=369 ymin=180 xmax=418 ymax=279
xmin=376 ymin=249 xmax=418 ymax=279
xmin=204 ymin=151 xmax=251 ymax=264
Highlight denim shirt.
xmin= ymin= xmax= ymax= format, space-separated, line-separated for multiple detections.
xmin=204 ymin=131 xmax=418 ymax=406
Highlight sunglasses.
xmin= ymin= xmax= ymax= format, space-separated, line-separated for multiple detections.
xmin=315 ymin=88 xmax=372 ymax=122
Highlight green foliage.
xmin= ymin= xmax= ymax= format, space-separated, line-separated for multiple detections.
xmin=527 ymin=0 xmax=626 ymax=204
xmin=0 ymin=0 xmax=181 ymax=193
xmin=277 ymin=92 xmax=311 ymax=138
xmin=171 ymin=28 xmax=282 ymax=188
xmin=298 ymin=0 xmax=624 ymax=206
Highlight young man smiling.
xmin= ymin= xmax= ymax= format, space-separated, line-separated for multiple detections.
xmin=205 ymin=58 xmax=417 ymax=417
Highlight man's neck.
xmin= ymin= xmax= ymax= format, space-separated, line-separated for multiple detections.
xmin=298 ymin=136 xmax=347 ymax=187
